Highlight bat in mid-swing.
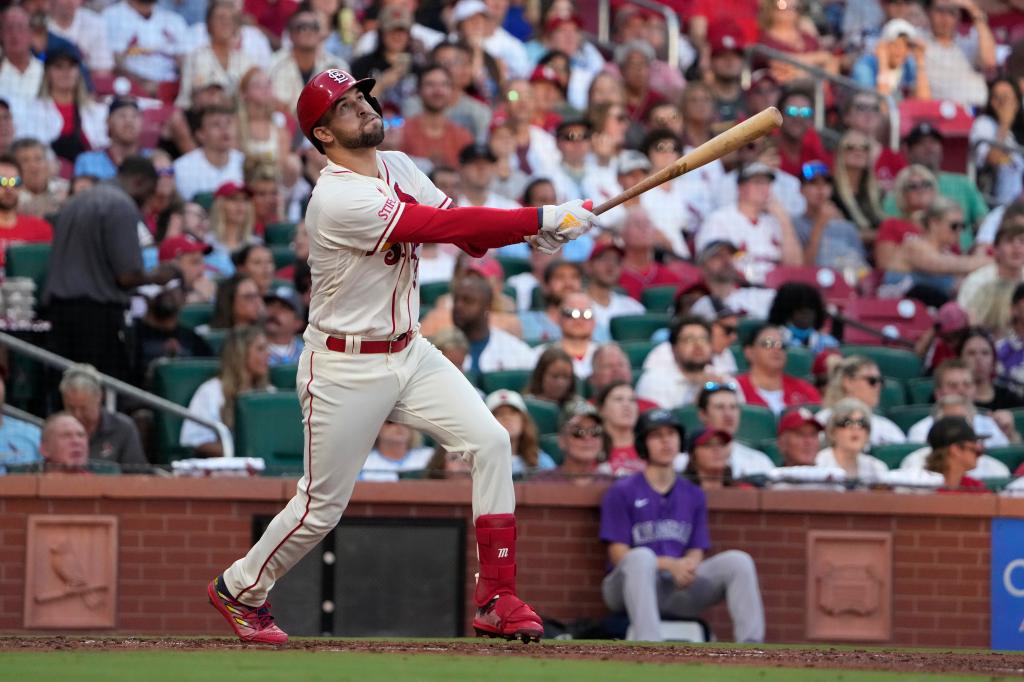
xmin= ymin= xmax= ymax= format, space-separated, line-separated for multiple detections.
xmin=587 ymin=106 xmax=784 ymax=219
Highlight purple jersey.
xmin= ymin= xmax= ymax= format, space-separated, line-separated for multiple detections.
xmin=599 ymin=472 xmax=711 ymax=559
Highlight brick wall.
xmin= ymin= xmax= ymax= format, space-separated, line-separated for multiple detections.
xmin=2 ymin=476 xmax=1019 ymax=646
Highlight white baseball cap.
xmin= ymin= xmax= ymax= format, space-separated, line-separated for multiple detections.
xmin=485 ymin=389 xmax=528 ymax=414
xmin=452 ymin=0 xmax=489 ymax=24
xmin=881 ymin=18 xmax=918 ymax=43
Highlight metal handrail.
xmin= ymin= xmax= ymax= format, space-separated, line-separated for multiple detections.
xmin=966 ymin=135 xmax=1024 ymax=204
xmin=744 ymin=44 xmax=900 ymax=151
xmin=3 ymin=403 xmax=43 ymax=427
xmin=0 ymin=331 xmax=235 ymax=458
xmin=596 ymin=0 xmax=679 ymax=72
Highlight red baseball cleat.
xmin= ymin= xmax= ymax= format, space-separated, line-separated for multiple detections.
xmin=207 ymin=576 xmax=289 ymax=644
xmin=473 ymin=593 xmax=544 ymax=643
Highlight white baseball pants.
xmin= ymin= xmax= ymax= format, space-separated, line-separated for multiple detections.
xmin=223 ymin=329 xmax=515 ymax=606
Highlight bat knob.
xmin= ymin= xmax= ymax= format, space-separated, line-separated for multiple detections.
xmin=582 ymin=199 xmax=593 ymax=211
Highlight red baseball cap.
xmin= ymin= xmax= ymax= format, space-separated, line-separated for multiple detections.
xmin=812 ymin=348 xmax=841 ymax=378
xmin=159 ymin=234 xmax=212 ymax=262
xmin=588 ymin=241 xmax=625 ymax=262
xmin=530 ymin=64 xmax=564 ymax=88
xmin=214 ymin=181 xmax=250 ymax=199
xmin=466 ymin=256 xmax=504 ymax=280
xmin=778 ymin=407 xmax=823 ymax=436
xmin=708 ymin=19 xmax=746 ymax=56
xmin=545 ymin=14 xmax=583 ymax=33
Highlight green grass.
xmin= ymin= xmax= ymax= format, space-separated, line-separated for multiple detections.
xmin=0 ymin=651 xmax=1001 ymax=682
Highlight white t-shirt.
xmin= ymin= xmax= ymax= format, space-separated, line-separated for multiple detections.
xmin=815 ymin=408 xmax=907 ymax=446
xmin=353 ymin=23 xmax=445 ymax=57
xmin=696 ymin=205 xmax=784 ymax=285
xmin=457 ymin=192 xmax=520 ymax=210
xmin=898 ymin=445 xmax=1011 ymax=479
xmin=507 ymin=272 xmax=538 ymax=313
xmin=186 ymin=23 xmax=272 ymax=65
xmin=49 ymin=8 xmax=115 ymax=72
xmin=712 ymin=168 xmax=806 ymax=217
xmin=11 ymin=99 xmax=110 ymax=151
xmin=0 ymin=58 xmax=44 ymax=101
xmin=172 ymin=148 xmax=245 ymax=201
xmin=815 ymin=447 xmax=889 ymax=482
xmin=533 ymin=341 xmax=598 ymax=379
xmin=757 ymin=388 xmax=786 ymax=416
xmin=907 ymin=414 xmax=1009 ymax=449
xmin=103 ymin=1 xmax=189 ymax=82
xmin=690 ymin=289 xmax=776 ymax=320
xmin=483 ymin=28 xmax=530 ymax=80
xmin=591 ymin=292 xmax=645 ymax=341
xmin=359 ymin=446 xmax=435 ymax=481
xmin=976 ymin=205 xmax=1006 ymax=245
xmin=462 ymin=327 xmax=536 ymax=374
xmin=635 ymin=364 xmax=705 ymax=409
xmin=180 ymin=377 xmax=230 ymax=450
xmin=642 ymin=341 xmax=737 ymax=379
xmin=730 ymin=441 xmax=776 ymax=477
xmin=417 ymin=248 xmax=457 ymax=285
xmin=303 ymin=152 xmax=451 ymax=340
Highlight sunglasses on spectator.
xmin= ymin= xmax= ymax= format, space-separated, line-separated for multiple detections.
xmin=801 ymin=160 xmax=830 ymax=182
xmin=291 ymin=21 xmax=321 ymax=31
xmin=857 ymin=374 xmax=883 ymax=387
xmin=703 ymin=381 xmax=738 ymax=394
xmin=715 ymin=323 xmax=738 ymax=336
xmin=757 ymin=338 xmax=785 ymax=350
xmin=852 ymin=101 xmax=881 ymax=114
xmin=570 ymin=426 xmax=603 ymax=438
xmin=905 ymin=180 xmax=933 ymax=191
xmin=651 ymin=141 xmax=681 ymax=154
xmin=836 ymin=417 xmax=869 ymax=429
xmin=843 ymin=142 xmax=870 ymax=152
xmin=0 ymin=175 xmax=22 ymax=188
xmin=784 ymin=105 xmax=813 ymax=119
xmin=558 ymin=130 xmax=590 ymax=142
xmin=562 ymin=307 xmax=594 ymax=320
xmin=949 ymin=220 xmax=966 ymax=231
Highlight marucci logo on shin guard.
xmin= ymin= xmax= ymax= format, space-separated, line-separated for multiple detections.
xmin=497 ymin=547 xmax=509 ymax=558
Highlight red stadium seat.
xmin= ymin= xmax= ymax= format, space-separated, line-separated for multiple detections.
xmin=841 ymin=297 xmax=934 ymax=346
xmin=897 ymin=99 xmax=973 ymax=173
xmin=140 ymin=105 xmax=174 ymax=150
xmin=764 ymin=266 xmax=855 ymax=307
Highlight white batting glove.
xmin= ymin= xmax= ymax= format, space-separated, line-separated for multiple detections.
xmin=530 ymin=232 xmax=564 ymax=255
xmin=540 ymin=199 xmax=597 ymax=242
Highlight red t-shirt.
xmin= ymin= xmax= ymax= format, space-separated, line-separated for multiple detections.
xmin=0 ymin=215 xmax=53 ymax=267
xmin=690 ymin=0 xmax=758 ymax=44
xmin=939 ymin=476 xmax=987 ymax=493
xmin=876 ymin=217 xmax=922 ymax=246
xmin=874 ymin=147 xmax=907 ymax=192
xmin=55 ymin=102 xmax=75 ymax=136
xmin=399 ymin=116 xmax=474 ymax=170
xmin=605 ymin=445 xmax=645 ymax=476
xmin=618 ymin=263 xmax=685 ymax=301
xmin=736 ymin=373 xmax=821 ymax=410
xmin=244 ymin=0 xmax=299 ymax=38
xmin=777 ymin=128 xmax=832 ymax=179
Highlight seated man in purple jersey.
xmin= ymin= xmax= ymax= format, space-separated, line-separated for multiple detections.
xmin=598 ymin=408 xmax=765 ymax=642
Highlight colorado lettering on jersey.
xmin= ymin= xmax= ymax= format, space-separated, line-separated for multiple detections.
xmin=631 ymin=519 xmax=693 ymax=547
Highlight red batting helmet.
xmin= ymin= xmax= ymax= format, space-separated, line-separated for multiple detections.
xmin=296 ymin=69 xmax=381 ymax=151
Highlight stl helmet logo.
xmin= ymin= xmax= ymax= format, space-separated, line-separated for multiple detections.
xmin=327 ymin=70 xmax=349 ymax=84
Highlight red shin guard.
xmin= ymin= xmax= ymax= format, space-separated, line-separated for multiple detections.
xmin=474 ymin=513 xmax=517 ymax=607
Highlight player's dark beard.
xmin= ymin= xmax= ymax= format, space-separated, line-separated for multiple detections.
xmin=339 ymin=119 xmax=385 ymax=149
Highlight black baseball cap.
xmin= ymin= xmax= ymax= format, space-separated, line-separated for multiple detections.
xmin=926 ymin=416 xmax=982 ymax=450
xmin=44 ymin=45 xmax=82 ymax=67
xmin=905 ymin=122 xmax=943 ymax=146
xmin=108 ymin=97 xmax=140 ymax=115
xmin=458 ymin=143 xmax=497 ymax=164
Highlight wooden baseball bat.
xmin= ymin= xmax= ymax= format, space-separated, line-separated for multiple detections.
xmin=591 ymin=106 xmax=784 ymax=217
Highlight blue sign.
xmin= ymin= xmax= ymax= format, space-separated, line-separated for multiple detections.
xmin=992 ymin=518 xmax=1024 ymax=650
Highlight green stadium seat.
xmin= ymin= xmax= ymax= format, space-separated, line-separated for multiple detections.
xmin=610 ymin=313 xmax=670 ymax=342
xmin=869 ymin=443 xmax=921 ymax=470
xmin=736 ymin=405 xmax=777 ymax=444
xmin=494 ymin=256 xmax=531 ymax=278
xmin=530 ymin=287 xmax=545 ymax=310
xmin=674 ymin=405 xmax=703 ymax=434
xmin=885 ymin=404 xmax=933 ymax=433
xmin=906 ymin=377 xmax=934 ymax=404
xmin=502 ymin=284 xmax=516 ymax=301
xmin=738 ymin=318 xmax=763 ymax=344
xmin=265 ymin=222 xmax=297 ymax=245
xmin=878 ymin=379 xmax=906 ymax=411
xmin=641 ymin=285 xmax=677 ymax=313
xmin=420 ymin=281 xmax=449 ymax=307
xmin=539 ymin=433 xmax=562 ymax=465
xmin=398 ymin=468 xmax=427 ymax=480
xmin=987 ymin=445 xmax=1024 ymax=474
xmin=150 ymin=358 xmax=220 ymax=463
xmin=270 ymin=363 xmax=298 ymax=390
xmin=198 ymin=328 xmax=227 ymax=355
xmin=840 ymin=345 xmax=923 ymax=382
xmin=478 ymin=369 xmax=532 ymax=394
xmin=193 ymin=191 xmax=214 ymax=211
xmin=984 ymin=478 xmax=1012 ymax=493
xmin=731 ymin=344 xmax=749 ymax=373
xmin=1012 ymin=408 xmax=1024 ymax=441
xmin=270 ymin=244 xmax=293 ymax=270
xmin=524 ymin=396 xmax=559 ymax=434
xmin=620 ymin=340 xmax=655 ymax=370
xmin=234 ymin=392 xmax=305 ymax=471
xmin=6 ymin=243 xmax=51 ymax=292
xmin=784 ymin=346 xmax=813 ymax=379
xmin=178 ymin=303 xmax=213 ymax=330
xmin=757 ymin=439 xmax=783 ymax=466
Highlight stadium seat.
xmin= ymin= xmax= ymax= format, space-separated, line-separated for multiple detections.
xmin=840 ymin=298 xmax=933 ymax=346
xmin=420 ymin=281 xmax=449 ymax=307
xmin=987 ymin=445 xmax=1024 ymax=474
xmin=898 ymin=99 xmax=973 ymax=172
xmin=674 ymin=405 xmax=703 ymax=434
xmin=885 ymin=404 xmax=933 ymax=433
xmin=737 ymin=318 xmax=762 ymax=343
xmin=178 ymin=303 xmax=213 ymax=330
xmin=270 ymin=245 xmax=293 ymax=270
xmin=730 ymin=344 xmax=748 ymax=373
xmin=478 ymin=369 xmax=532 ymax=393
xmin=198 ymin=328 xmax=227 ymax=355
xmin=841 ymin=345 xmax=923 ymax=382
xmin=524 ymin=396 xmax=559 ymax=434
xmin=530 ymin=286 xmax=546 ymax=310
xmin=736 ymin=405 xmax=777 ymax=443
xmin=641 ymin=285 xmax=678 ymax=314
xmin=150 ymin=358 xmax=220 ymax=463
xmin=1011 ymin=408 xmax=1024 ymax=441
xmin=610 ymin=313 xmax=670 ymax=342
xmin=620 ymin=340 xmax=655 ymax=369
xmin=234 ymin=392 xmax=305 ymax=470
xmin=878 ymin=379 xmax=906 ymax=410
xmin=757 ymin=439 xmax=783 ymax=466
xmin=265 ymin=222 xmax=297 ymax=246
xmin=539 ymin=433 xmax=562 ymax=464
xmin=764 ymin=266 xmax=854 ymax=306
xmin=494 ymin=256 xmax=531 ymax=278
xmin=906 ymin=377 xmax=934 ymax=405
xmin=784 ymin=346 xmax=813 ymax=379
xmin=140 ymin=105 xmax=174 ymax=150
xmin=6 ymin=243 xmax=51 ymax=292
xmin=193 ymin=191 xmax=215 ymax=211
xmin=270 ymin=363 xmax=298 ymax=390
xmin=870 ymin=443 xmax=921 ymax=470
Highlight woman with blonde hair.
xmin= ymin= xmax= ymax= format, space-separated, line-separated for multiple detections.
xmin=815 ymin=355 xmax=906 ymax=445
xmin=180 ymin=325 xmax=271 ymax=457
xmin=206 ymin=181 xmax=260 ymax=276
xmin=833 ymin=129 xmax=884 ymax=239
xmin=874 ymin=164 xmax=938 ymax=270
xmin=815 ymin=397 xmax=889 ymax=482
xmin=236 ymin=67 xmax=291 ymax=164
xmin=12 ymin=48 xmax=108 ymax=164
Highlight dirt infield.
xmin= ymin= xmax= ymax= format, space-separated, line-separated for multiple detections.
xmin=1 ymin=636 xmax=1022 ymax=676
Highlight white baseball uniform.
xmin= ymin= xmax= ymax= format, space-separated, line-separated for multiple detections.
xmin=223 ymin=151 xmax=543 ymax=606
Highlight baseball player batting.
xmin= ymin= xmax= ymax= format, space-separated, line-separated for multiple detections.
xmin=206 ymin=69 xmax=597 ymax=644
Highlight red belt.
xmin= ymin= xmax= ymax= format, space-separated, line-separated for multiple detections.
xmin=325 ymin=331 xmax=413 ymax=354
